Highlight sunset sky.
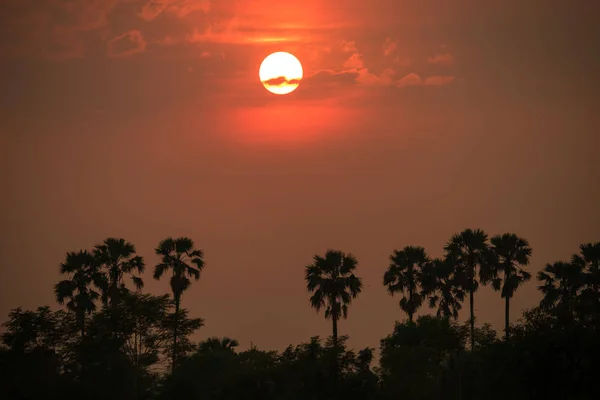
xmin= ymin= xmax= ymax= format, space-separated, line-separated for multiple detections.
xmin=1 ymin=0 xmax=599 ymax=351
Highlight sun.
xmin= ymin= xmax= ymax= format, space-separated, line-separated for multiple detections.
xmin=259 ymin=52 xmax=303 ymax=95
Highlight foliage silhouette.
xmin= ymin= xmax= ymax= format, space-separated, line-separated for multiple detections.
xmin=154 ymin=236 xmax=205 ymax=373
xmin=383 ymin=246 xmax=429 ymax=322
xmin=489 ymin=233 xmax=532 ymax=338
xmin=421 ymin=256 xmax=465 ymax=320
xmin=93 ymin=237 xmax=145 ymax=309
xmin=54 ymin=250 xmax=107 ymax=337
xmin=444 ymin=229 xmax=491 ymax=349
xmin=1 ymin=235 xmax=599 ymax=400
xmin=305 ymin=249 xmax=363 ymax=347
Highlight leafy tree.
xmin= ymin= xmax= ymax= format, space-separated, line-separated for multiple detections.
xmin=305 ymin=249 xmax=363 ymax=347
xmin=54 ymin=250 xmax=107 ymax=337
xmin=0 ymin=307 xmax=78 ymax=400
xmin=379 ymin=316 xmax=466 ymax=400
xmin=383 ymin=246 xmax=429 ymax=322
xmin=444 ymin=229 xmax=490 ymax=348
xmin=489 ymin=233 xmax=532 ymax=338
xmin=103 ymin=291 xmax=173 ymax=369
xmin=93 ymin=237 xmax=145 ymax=309
xmin=154 ymin=237 xmax=205 ymax=373
xmin=421 ymin=256 xmax=465 ymax=320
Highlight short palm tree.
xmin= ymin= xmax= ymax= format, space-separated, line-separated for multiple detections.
xmin=383 ymin=246 xmax=429 ymax=322
xmin=305 ymin=250 xmax=363 ymax=347
xmin=444 ymin=229 xmax=490 ymax=349
xmin=154 ymin=237 xmax=205 ymax=372
xmin=198 ymin=337 xmax=239 ymax=353
xmin=54 ymin=250 xmax=106 ymax=337
xmin=489 ymin=233 xmax=532 ymax=338
xmin=421 ymin=256 xmax=465 ymax=320
xmin=93 ymin=237 xmax=145 ymax=309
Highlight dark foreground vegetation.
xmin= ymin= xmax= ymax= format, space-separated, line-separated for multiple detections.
xmin=1 ymin=231 xmax=599 ymax=400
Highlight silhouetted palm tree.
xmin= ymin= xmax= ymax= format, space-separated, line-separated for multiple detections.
xmin=444 ymin=229 xmax=490 ymax=349
xmin=421 ymin=257 xmax=465 ymax=320
xmin=93 ymin=237 xmax=145 ymax=309
xmin=305 ymin=250 xmax=363 ymax=347
xmin=198 ymin=337 xmax=239 ymax=353
xmin=54 ymin=250 xmax=106 ymax=337
xmin=538 ymin=261 xmax=583 ymax=316
xmin=489 ymin=233 xmax=532 ymax=338
xmin=572 ymin=242 xmax=600 ymax=314
xmin=153 ymin=237 xmax=205 ymax=372
xmin=383 ymin=246 xmax=429 ymax=322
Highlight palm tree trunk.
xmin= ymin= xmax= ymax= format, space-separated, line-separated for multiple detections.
xmin=504 ymin=268 xmax=511 ymax=340
xmin=332 ymin=316 xmax=338 ymax=347
xmin=172 ymin=296 xmax=180 ymax=374
xmin=469 ymin=289 xmax=475 ymax=349
xmin=78 ymin=310 xmax=85 ymax=338
xmin=505 ymin=296 xmax=510 ymax=339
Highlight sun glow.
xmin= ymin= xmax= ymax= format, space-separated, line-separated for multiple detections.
xmin=259 ymin=52 xmax=303 ymax=95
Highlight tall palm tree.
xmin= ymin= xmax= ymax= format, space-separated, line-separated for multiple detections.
xmin=444 ymin=228 xmax=490 ymax=349
xmin=383 ymin=246 xmax=429 ymax=322
xmin=154 ymin=237 xmax=205 ymax=373
xmin=421 ymin=256 xmax=465 ymax=320
xmin=489 ymin=233 xmax=532 ymax=339
xmin=54 ymin=250 xmax=107 ymax=337
xmin=305 ymin=250 xmax=363 ymax=347
xmin=93 ymin=237 xmax=145 ymax=309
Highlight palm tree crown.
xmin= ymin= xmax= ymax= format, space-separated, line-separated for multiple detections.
xmin=538 ymin=261 xmax=584 ymax=313
xmin=421 ymin=256 xmax=465 ymax=320
xmin=383 ymin=246 xmax=429 ymax=322
xmin=154 ymin=237 xmax=205 ymax=300
xmin=54 ymin=250 xmax=106 ymax=336
xmin=93 ymin=237 xmax=145 ymax=307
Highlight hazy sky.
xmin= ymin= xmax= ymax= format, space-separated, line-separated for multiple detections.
xmin=1 ymin=0 xmax=599 ymax=351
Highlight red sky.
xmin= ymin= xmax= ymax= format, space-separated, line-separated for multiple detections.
xmin=1 ymin=0 xmax=599 ymax=351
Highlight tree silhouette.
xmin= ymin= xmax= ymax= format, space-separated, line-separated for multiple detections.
xmin=305 ymin=250 xmax=363 ymax=347
xmin=198 ymin=337 xmax=239 ymax=353
xmin=383 ymin=246 xmax=429 ymax=322
xmin=93 ymin=237 xmax=145 ymax=310
xmin=153 ymin=237 xmax=205 ymax=373
xmin=54 ymin=250 xmax=106 ymax=337
xmin=489 ymin=233 xmax=532 ymax=338
xmin=444 ymin=229 xmax=490 ymax=349
xmin=537 ymin=261 xmax=583 ymax=320
xmin=421 ymin=256 xmax=465 ymax=320
xmin=571 ymin=242 xmax=600 ymax=318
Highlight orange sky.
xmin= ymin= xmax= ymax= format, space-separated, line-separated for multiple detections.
xmin=1 ymin=0 xmax=599 ymax=351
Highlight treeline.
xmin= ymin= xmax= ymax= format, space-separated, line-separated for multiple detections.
xmin=1 ymin=230 xmax=599 ymax=400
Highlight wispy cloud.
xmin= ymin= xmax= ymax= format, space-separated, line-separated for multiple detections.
xmin=428 ymin=52 xmax=454 ymax=66
xmin=138 ymin=0 xmax=211 ymax=22
xmin=107 ymin=30 xmax=146 ymax=58
xmin=383 ymin=38 xmax=396 ymax=56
